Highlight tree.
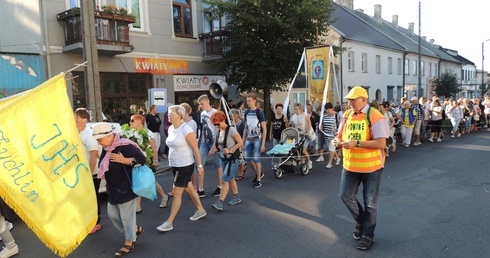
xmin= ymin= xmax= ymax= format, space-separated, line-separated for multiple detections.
xmin=204 ymin=0 xmax=334 ymax=132
xmin=432 ymin=72 xmax=460 ymax=98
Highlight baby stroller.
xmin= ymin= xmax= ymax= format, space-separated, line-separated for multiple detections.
xmin=266 ymin=128 xmax=309 ymax=179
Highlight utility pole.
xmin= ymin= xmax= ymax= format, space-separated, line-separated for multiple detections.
xmin=81 ymin=0 xmax=103 ymax=121
xmin=417 ymin=1 xmax=422 ymax=98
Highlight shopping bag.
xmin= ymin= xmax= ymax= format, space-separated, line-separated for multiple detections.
xmin=132 ymin=165 xmax=157 ymax=200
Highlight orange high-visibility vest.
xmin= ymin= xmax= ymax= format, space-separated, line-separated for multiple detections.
xmin=341 ymin=109 xmax=385 ymax=172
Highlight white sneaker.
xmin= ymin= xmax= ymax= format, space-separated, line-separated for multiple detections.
xmin=156 ymin=221 xmax=173 ymax=232
xmin=437 ymin=138 xmax=442 ymax=142
xmin=0 ymin=244 xmax=18 ymax=258
xmin=189 ymin=210 xmax=207 ymax=221
xmin=326 ymin=164 xmax=332 ymax=169
xmin=335 ymin=157 xmax=341 ymax=165
xmin=413 ymin=141 xmax=421 ymax=146
xmin=315 ymin=156 xmax=324 ymax=162
xmin=307 ymin=160 xmax=313 ymax=169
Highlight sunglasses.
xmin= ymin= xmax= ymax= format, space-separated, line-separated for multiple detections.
xmin=213 ymin=123 xmax=220 ymax=126
xmin=130 ymin=119 xmax=135 ymax=123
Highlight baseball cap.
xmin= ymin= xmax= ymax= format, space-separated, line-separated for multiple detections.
xmin=92 ymin=122 xmax=114 ymax=140
xmin=410 ymin=97 xmax=418 ymax=101
xmin=344 ymin=86 xmax=368 ymax=99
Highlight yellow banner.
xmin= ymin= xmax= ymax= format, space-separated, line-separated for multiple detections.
xmin=134 ymin=58 xmax=188 ymax=74
xmin=0 ymin=74 xmax=96 ymax=257
xmin=306 ymin=46 xmax=331 ymax=106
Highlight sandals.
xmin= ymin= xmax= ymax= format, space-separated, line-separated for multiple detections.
xmin=135 ymin=225 xmax=144 ymax=242
xmin=114 ymin=243 xmax=134 ymax=257
xmin=236 ymin=175 xmax=245 ymax=181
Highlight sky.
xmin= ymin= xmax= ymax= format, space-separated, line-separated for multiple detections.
xmin=352 ymin=0 xmax=490 ymax=71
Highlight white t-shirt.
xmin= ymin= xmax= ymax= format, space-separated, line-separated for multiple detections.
xmin=291 ymin=113 xmax=308 ymax=134
xmin=185 ymin=119 xmax=198 ymax=136
xmin=79 ymin=126 xmax=99 ymax=175
xmin=200 ymin=109 xmax=217 ymax=145
xmin=423 ymin=102 xmax=431 ymax=120
xmin=166 ymin=124 xmax=195 ymax=167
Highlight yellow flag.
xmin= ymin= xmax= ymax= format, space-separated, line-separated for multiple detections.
xmin=0 ymin=74 xmax=97 ymax=257
xmin=306 ymin=46 xmax=331 ymax=106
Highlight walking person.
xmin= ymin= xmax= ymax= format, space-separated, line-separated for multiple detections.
xmin=449 ymin=99 xmax=463 ymax=138
xmin=428 ymin=99 xmax=444 ymax=142
xmin=270 ymin=103 xmax=288 ymax=146
xmin=317 ymin=102 xmax=340 ymax=168
xmin=0 ymin=212 xmax=18 ymax=258
xmin=209 ymin=111 xmax=244 ymax=210
xmin=74 ymin=108 xmax=102 ymax=234
xmin=333 ymin=86 xmax=389 ymax=251
xmin=243 ymin=93 xmax=267 ymax=188
xmin=128 ymin=114 xmax=169 ymax=212
xmin=400 ymin=100 xmax=417 ymax=148
xmin=230 ymin=108 xmax=247 ymax=181
xmin=156 ymin=105 xmax=206 ymax=232
xmin=290 ymin=103 xmax=313 ymax=170
xmin=146 ymin=105 xmax=162 ymax=155
xmin=93 ymin=122 xmax=146 ymax=257
xmin=196 ymin=94 xmax=223 ymax=197
xmin=410 ymin=97 xmax=424 ymax=146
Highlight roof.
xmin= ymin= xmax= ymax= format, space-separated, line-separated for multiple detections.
xmin=329 ymin=3 xmax=404 ymax=52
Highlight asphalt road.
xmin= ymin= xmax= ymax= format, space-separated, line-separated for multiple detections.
xmin=9 ymin=131 xmax=490 ymax=258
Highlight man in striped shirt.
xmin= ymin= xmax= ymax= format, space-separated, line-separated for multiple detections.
xmin=317 ymin=102 xmax=340 ymax=168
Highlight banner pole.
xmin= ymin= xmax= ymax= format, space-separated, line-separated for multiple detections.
xmin=283 ymin=49 xmax=306 ymax=111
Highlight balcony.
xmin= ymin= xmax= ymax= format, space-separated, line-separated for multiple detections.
xmin=198 ymin=30 xmax=230 ymax=61
xmin=56 ymin=8 xmax=134 ymax=56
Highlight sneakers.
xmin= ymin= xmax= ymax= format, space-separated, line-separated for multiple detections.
xmin=451 ymin=135 xmax=455 ymax=139
xmin=307 ymin=160 xmax=313 ymax=169
xmin=0 ymin=244 xmax=18 ymax=258
xmin=428 ymin=138 xmax=433 ymax=143
xmin=404 ymin=144 xmax=409 ymax=148
xmin=326 ymin=164 xmax=332 ymax=169
xmin=413 ymin=141 xmax=421 ymax=146
xmin=315 ymin=156 xmax=324 ymax=162
xmin=436 ymin=138 xmax=442 ymax=142
xmin=89 ymin=224 xmax=101 ymax=234
xmin=212 ymin=200 xmax=223 ymax=211
xmin=457 ymin=133 xmax=461 ymax=137
xmin=228 ymin=196 xmax=242 ymax=206
xmin=0 ymin=222 xmax=13 ymax=241
xmin=253 ymin=180 xmax=262 ymax=188
xmin=335 ymin=157 xmax=341 ymax=165
xmin=156 ymin=221 xmax=173 ymax=232
xmin=353 ymin=224 xmax=363 ymax=240
xmin=212 ymin=187 xmax=221 ymax=197
xmin=253 ymin=172 xmax=265 ymax=183
xmin=197 ymin=190 xmax=205 ymax=198
xmin=189 ymin=210 xmax=207 ymax=221
xmin=159 ymin=195 xmax=169 ymax=208
xmin=357 ymin=236 xmax=374 ymax=251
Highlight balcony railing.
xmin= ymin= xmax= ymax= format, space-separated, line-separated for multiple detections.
xmin=198 ymin=30 xmax=230 ymax=60
xmin=56 ymin=8 xmax=134 ymax=55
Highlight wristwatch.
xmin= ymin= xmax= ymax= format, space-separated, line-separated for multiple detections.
xmin=197 ymin=164 xmax=203 ymax=168
xmin=356 ymin=140 xmax=361 ymax=148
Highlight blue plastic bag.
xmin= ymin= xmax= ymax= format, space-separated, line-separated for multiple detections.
xmin=132 ymin=165 xmax=157 ymax=200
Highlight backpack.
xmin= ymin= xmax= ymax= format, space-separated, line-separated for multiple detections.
xmin=215 ymin=125 xmax=240 ymax=161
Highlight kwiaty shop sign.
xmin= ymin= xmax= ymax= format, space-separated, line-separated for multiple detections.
xmin=173 ymin=75 xmax=225 ymax=92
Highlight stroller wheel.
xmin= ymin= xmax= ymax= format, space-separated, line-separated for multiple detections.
xmin=300 ymin=164 xmax=309 ymax=176
xmin=274 ymin=168 xmax=283 ymax=179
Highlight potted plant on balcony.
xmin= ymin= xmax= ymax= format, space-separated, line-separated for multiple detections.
xmin=95 ymin=5 xmax=136 ymax=23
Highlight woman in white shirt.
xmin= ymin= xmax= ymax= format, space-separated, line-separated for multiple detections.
xmin=449 ymin=100 xmax=463 ymax=138
xmin=156 ymin=105 xmax=206 ymax=232
xmin=290 ymin=103 xmax=313 ymax=169
xmin=429 ymin=99 xmax=444 ymax=142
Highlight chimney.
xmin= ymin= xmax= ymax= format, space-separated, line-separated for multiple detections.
xmin=392 ymin=15 xmax=398 ymax=28
xmin=374 ymin=4 xmax=382 ymax=23
xmin=422 ymin=36 xmax=426 ymax=41
xmin=355 ymin=8 xmax=364 ymax=13
xmin=430 ymin=39 xmax=435 ymax=44
xmin=408 ymin=22 xmax=414 ymax=35
xmin=337 ymin=0 xmax=353 ymax=10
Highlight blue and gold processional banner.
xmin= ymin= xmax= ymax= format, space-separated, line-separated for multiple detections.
xmin=306 ymin=46 xmax=333 ymax=107
xmin=0 ymin=74 xmax=96 ymax=257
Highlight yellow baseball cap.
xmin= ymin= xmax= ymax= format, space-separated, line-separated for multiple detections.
xmin=344 ymin=86 xmax=368 ymax=99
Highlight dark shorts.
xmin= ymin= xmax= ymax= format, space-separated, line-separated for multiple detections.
xmin=172 ymin=163 xmax=194 ymax=188
xmin=430 ymin=119 xmax=443 ymax=133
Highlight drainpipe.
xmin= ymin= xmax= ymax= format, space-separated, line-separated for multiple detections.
xmin=339 ymin=37 xmax=346 ymax=100
xmin=402 ymin=51 xmax=407 ymax=98
xmin=40 ymin=0 xmax=52 ymax=78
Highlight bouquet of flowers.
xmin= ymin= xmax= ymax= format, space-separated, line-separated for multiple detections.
xmin=120 ymin=124 xmax=153 ymax=166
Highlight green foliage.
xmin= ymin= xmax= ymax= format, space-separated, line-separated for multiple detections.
xmin=203 ymin=0 xmax=334 ymax=93
xmin=431 ymin=72 xmax=460 ymax=98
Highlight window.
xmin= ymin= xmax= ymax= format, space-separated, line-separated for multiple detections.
xmin=67 ymin=0 xmax=105 ymax=9
xmin=203 ymin=4 xmax=223 ymax=33
xmin=412 ymin=60 xmax=417 ymax=75
xmin=347 ymin=51 xmax=355 ymax=71
xmin=387 ymin=57 xmax=393 ymax=74
xmin=429 ymin=63 xmax=432 ymax=77
xmin=173 ymin=0 xmax=193 ymax=38
xmin=421 ymin=61 xmax=425 ymax=76
xmin=434 ymin=64 xmax=438 ymax=76
xmin=375 ymin=55 xmax=381 ymax=74
xmin=292 ymin=92 xmax=306 ymax=109
xmin=361 ymin=53 xmax=368 ymax=72
xmin=117 ymin=0 xmax=146 ymax=31
xmin=397 ymin=58 xmax=402 ymax=75
xmin=404 ymin=58 xmax=409 ymax=75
